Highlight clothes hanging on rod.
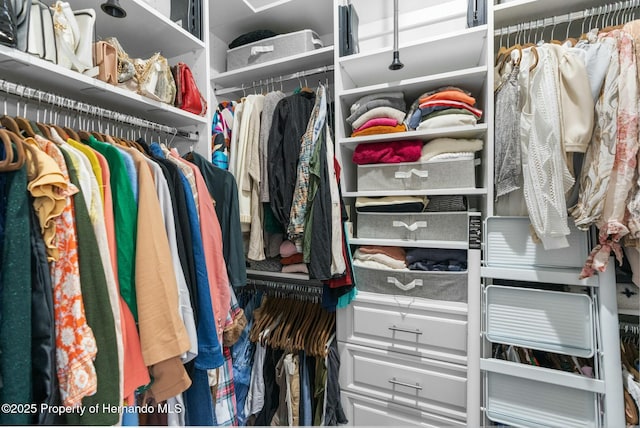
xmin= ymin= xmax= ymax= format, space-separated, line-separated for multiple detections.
xmin=493 ymin=1 xmax=640 ymax=281
xmin=0 ymin=93 xmax=250 ymax=425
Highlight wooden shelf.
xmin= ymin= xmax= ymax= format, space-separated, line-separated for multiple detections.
xmin=338 ymin=124 xmax=488 ymax=149
xmin=339 ymin=25 xmax=488 ymax=89
xmin=0 ymin=45 xmax=207 ymax=128
xmin=212 ymin=46 xmax=334 ymax=94
xmin=344 ymin=188 xmax=488 ymax=198
xmin=73 ymin=0 xmax=204 ymax=59
xmin=493 ymin=0 xmax=613 ymax=29
xmin=349 ymin=238 xmax=469 ymax=250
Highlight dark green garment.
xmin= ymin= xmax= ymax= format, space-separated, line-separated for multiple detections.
xmin=84 ymin=136 xmax=138 ymax=321
xmin=0 ymin=162 xmax=32 ymax=425
xmin=60 ymin=148 xmax=119 ymax=425
xmin=186 ymin=152 xmax=247 ymax=288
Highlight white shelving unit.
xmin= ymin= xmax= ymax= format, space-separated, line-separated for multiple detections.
xmin=0 ymin=0 xmax=212 ymax=157
xmin=335 ymin=0 xmax=487 ymax=426
xmin=484 ymin=2 xmax=625 ymax=427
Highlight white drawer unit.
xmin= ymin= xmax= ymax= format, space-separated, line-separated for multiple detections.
xmin=357 ymin=158 xmax=478 ymax=192
xmin=339 ymin=342 xmax=468 ymax=422
xmin=481 ymin=359 xmax=604 ymax=428
xmin=485 ymin=216 xmax=590 ymax=269
xmin=485 ymin=285 xmax=595 ymax=357
xmin=356 ymin=211 xmax=469 ymax=242
xmin=353 ymin=265 xmax=468 ymax=302
xmin=341 ymin=391 xmax=467 ymax=428
xmin=337 ymin=291 xmax=468 ymax=364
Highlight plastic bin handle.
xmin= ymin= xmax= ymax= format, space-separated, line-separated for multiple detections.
xmin=394 ymin=169 xmax=429 ymax=179
xmin=392 ymin=220 xmax=427 ymax=231
xmin=387 ymin=277 xmax=423 ymax=291
xmin=250 ymin=45 xmax=274 ymax=57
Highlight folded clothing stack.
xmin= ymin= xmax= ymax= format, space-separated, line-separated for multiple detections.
xmin=419 ymin=137 xmax=484 ymax=162
xmin=279 ymin=239 xmax=308 ymax=274
xmin=352 ymin=139 xmax=423 ymax=165
xmin=355 ymin=195 xmax=429 ymax=213
xmin=347 ymin=91 xmax=408 ymax=137
xmin=405 ymin=248 xmax=467 ymax=272
xmin=353 ymin=246 xmax=408 ymax=271
xmin=406 ymin=86 xmax=483 ymax=131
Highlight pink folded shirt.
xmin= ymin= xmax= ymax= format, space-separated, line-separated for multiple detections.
xmin=418 ymin=100 xmax=483 ymax=118
xmin=352 ymin=117 xmax=399 ymax=133
xmin=352 ymin=140 xmax=423 ymax=165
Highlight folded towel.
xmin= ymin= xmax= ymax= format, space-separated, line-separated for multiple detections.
xmin=354 ymin=249 xmax=407 ymax=270
xmin=353 ymin=258 xmax=409 ymax=271
xmin=428 ymin=152 xmax=475 ymax=161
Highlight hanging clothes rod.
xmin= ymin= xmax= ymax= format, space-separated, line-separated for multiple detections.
xmin=215 ymin=64 xmax=335 ymax=96
xmin=494 ymin=0 xmax=639 ymax=36
xmin=245 ymin=275 xmax=323 ymax=297
xmin=0 ymin=78 xmax=198 ymax=140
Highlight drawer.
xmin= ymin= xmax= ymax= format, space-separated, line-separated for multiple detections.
xmin=339 ymin=342 xmax=467 ymax=421
xmin=481 ymin=358 xmax=603 ymax=428
xmin=356 ymin=211 xmax=468 ymax=241
xmin=341 ymin=391 xmax=466 ymax=427
xmin=485 ymin=216 xmax=590 ymax=269
xmin=485 ymin=285 xmax=595 ymax=357
xmin=337 ymin=291 xmax=468 ymax=364
xmin=354 ymin=265 xmax=467 ymax=302
xmin=357 ymin=158 xmax=477 ymax=192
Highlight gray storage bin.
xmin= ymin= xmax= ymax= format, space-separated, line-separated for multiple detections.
xmin=226 ymin=29 xmax=323 ymax=71
xmin=357 ymin=158 xmax=477 ymax=192
xmin=353 ymin=265 xmax=467 ymax=302
xmin=356 ymin=211 xmax=468 ymax=242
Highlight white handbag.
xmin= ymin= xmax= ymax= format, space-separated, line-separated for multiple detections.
xmin=51 ymin=1 xmax=97 ymax=76
xmin=25 ymin=0 xmax=56 ymax=63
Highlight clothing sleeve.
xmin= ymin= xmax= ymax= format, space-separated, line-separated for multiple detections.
xmin=268 ymin=99 xmax=289 ymax=228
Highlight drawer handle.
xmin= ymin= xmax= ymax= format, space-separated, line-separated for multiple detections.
xmin=388 ymin=325 xmax=423 ymax=335
xmin=388 ymin=377 xmax=422 ymax=391
xmin=392 ymin=220 xmax=427 ymax=231
xmin=387 ymin=277 xmax=423 ymax=291
xmin=394 ymin=169 xmax=429 ymax=179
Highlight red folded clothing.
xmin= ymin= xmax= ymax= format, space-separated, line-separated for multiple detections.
xmin=352 ymin=117 xmax=400 ymax=133
xmin=352 ymin=140 xmax=423 ymax=165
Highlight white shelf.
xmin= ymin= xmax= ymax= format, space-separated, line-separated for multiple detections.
xmin=339 ymin=66 xmax=488 ymax=107
xmin=344 ymin=188 xmax=487 ymax=197
xmin=481 ymin=266 xmax=600 ymax=287
xmin=481 ymin=358 xmax=605 ymax=394
xmin=73 ymin=0 xmax=204 ymax=59
xmin=339 ymin=25 xmax=488 ymax=89
xmin=493 ymin=0 xmax=613 ymax=29
xmin=618 ymin=308 xmax=640 ymax=317
xmin=212 ymin=46 xmax=334 ymax=94
xmin=0 ymin=45 xmax=207 ymax=128
xmin=349 ymin=238 xmax=469 ymax=250
xmin=338 ymin=124 xmax=488 ymax=149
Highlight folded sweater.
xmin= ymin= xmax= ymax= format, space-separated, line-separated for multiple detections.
xmin=350 ymin=91 xmax=405 ymax=114
xmin=347 ymin=98 xmax=407 ymax=125
xmin=419 ymin=90 xmax=476 ymax=106
xmin=354 ymin=249 xmax=407 ymax=270
xmin=352 ymin=140 xmax=423 ymax=165
xmin=357 ymin=245 xmax=406 ymax=261
xmin=405 ymin=248 xmax=467 ymax=265
xmin=409 ymin=101 xmax=483 ymax=129
xmin=353 ymin=117 xmax=399 ymax=133
xmin=352 ymin=258 xmax=408 ymax=271
xmin=351 ymin=124 xmax=407 ymax=137
xmin=351 ymin=107 xmax=407 ymax=130
xmin=420 ymin=138 xmax=483 ymax=162
xmin=416 ymin=114 xmax=477 ymax=131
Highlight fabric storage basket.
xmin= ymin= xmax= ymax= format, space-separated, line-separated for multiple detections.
xmin=357 ymin=158 xmax=477 ymax=192
xmin=226 ymin=29 xmax=323 ymax=71
xmin=353 ymin=265 xmax=467 ymax=302
xmin=356 ymin=211 xmax=468 ymax=242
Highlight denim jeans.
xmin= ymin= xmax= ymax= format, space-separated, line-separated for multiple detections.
xmin=184 ymin=368 xmax=216 ymax=426
xmin=299 ymin=351 xmax=313 ymax=426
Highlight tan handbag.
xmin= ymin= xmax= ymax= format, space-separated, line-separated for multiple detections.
xmin=93 ymin=41 xmax=116 ymax=85
xmin=135 ymin=52 xmax=176 ymax=105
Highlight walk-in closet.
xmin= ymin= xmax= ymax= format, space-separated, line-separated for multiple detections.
xmin=0 ymin=0 xmax=637 ymax=426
